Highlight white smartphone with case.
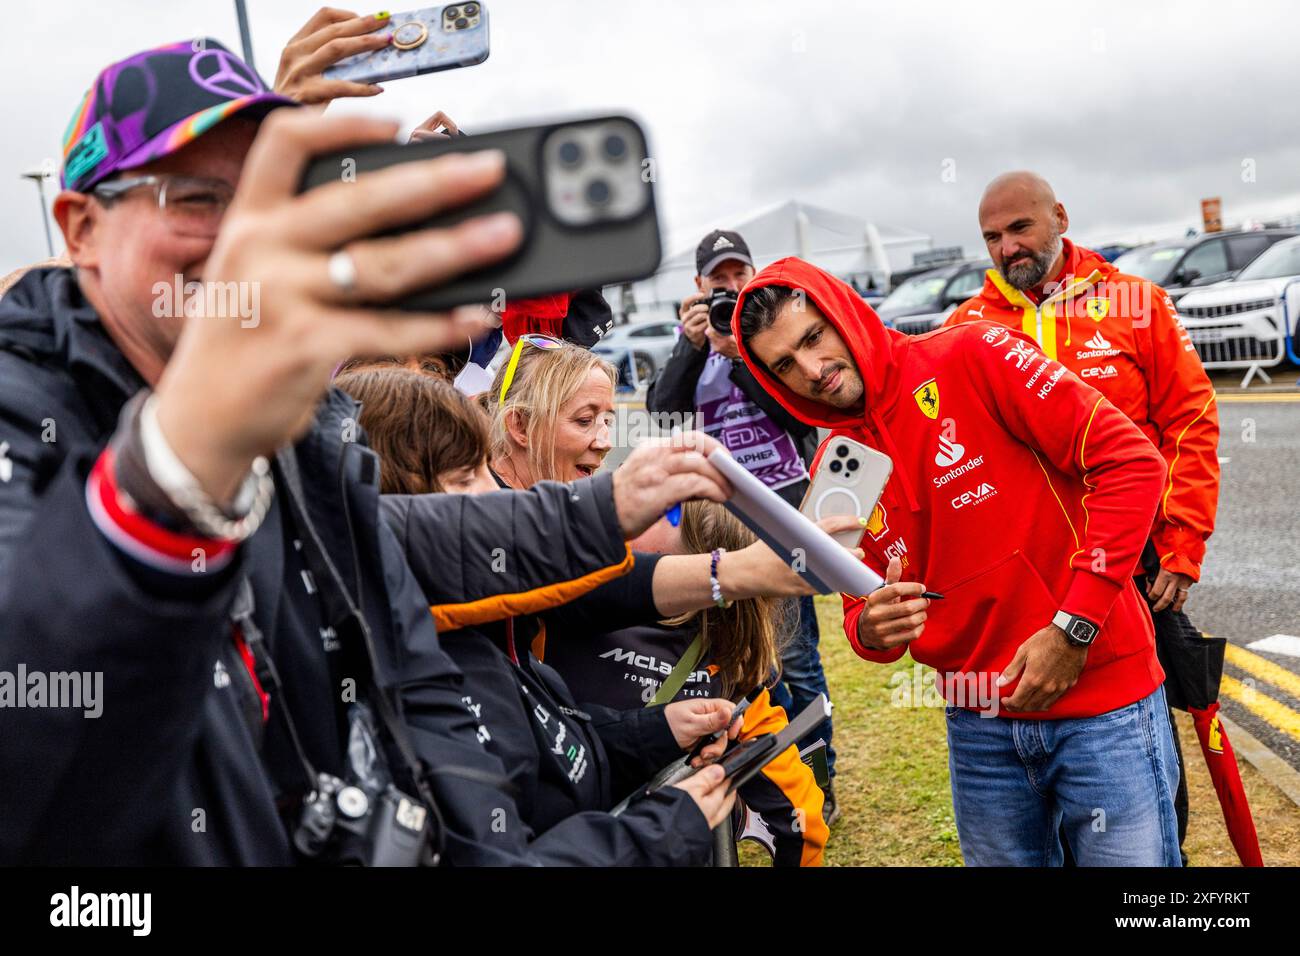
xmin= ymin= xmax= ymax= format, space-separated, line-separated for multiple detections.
xmin=798 ymin=436 xmax=893 ymax=548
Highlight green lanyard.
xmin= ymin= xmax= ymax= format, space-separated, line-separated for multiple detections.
xmin=647 ymin=633 xmax=705 ymax=707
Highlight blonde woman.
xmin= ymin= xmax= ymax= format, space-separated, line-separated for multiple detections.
xmin=487 ymin=333 xmax=618 ymax=486
xmin=481 ymin=335 xmax=860 ymax=624
xmin=482 ymin=337 xmax=847 ymax=864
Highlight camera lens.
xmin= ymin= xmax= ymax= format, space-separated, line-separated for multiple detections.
xmin=464 ymin=3 xmax=478 ymax=14
xmin=585 ymin=178 xmax=612 ymax=206
xmin=336 ymin=786 xmax=370 ymax=819
xmin=446 ymin=6 xmax=459 ymax=17
xmin=455 ymin=16 xmax=468 ymax=28
xmin=847 ymin=458 xmax=860 ymax=471
xmin=557 ymin=141 xmax=583 ymax=167
xmin=602 ymin=133 xmax=628 ymax=161
xmin=829 ymin=460 xmax=843 ymax=473
xmin=835 ymin=445 xmax=849 ymax=457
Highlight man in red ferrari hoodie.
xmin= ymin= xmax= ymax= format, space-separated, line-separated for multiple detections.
xmin=732 ymin=257 xmax=1182 ymax=866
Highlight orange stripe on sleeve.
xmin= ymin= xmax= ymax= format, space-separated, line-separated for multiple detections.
xmin=430 ymin=546 xmax=635 ymax=633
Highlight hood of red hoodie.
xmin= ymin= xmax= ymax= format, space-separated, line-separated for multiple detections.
xmin=732 ymin=257 xmax=924 ymax=512
xmin=731 ymin=256 xmax=912 ymax=430
xmin=973 ymin=238 xmax=1116 ymax=310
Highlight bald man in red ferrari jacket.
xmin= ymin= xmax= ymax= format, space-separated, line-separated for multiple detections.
xmin=732 ymin=256 xmax=1182 ymax=867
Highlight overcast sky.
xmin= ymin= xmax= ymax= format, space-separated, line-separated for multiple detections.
xmin=4 ymin=0 xmax=1299 ymax=278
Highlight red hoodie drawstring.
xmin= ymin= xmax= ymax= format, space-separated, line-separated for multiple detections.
xmin=868 ymin=408 xmax=921 ymax=513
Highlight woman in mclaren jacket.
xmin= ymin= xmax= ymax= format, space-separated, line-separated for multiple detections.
xmin=542 ymin=501 xmax=831 ymax=866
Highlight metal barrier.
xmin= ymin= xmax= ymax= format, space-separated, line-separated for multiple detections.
xmin=1181 ymin=295 xmax=1289 ymax=388
xmin=1282 ymin=277 xmax=1300 ymax=367
xmin=614 ymin=347 xmax=643 ymax=392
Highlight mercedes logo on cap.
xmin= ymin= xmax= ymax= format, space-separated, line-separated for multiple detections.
xmin=188 ymin=49 xmax=264 ymax=99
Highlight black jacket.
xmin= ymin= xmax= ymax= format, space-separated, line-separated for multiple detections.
xmin=542 ymin=612 xmax=827 ymax=867
xmin=384 ymin=488 xmax=713 ymax=865
xmin=0 ymin=268 xmax=647 ymax=866
xmin=645 ymin=335 xmax=818 ymax=505
xmin=393 ymin=496 xmax=822 ymax=866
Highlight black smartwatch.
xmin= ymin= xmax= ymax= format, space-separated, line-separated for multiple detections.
xmin=1052 ymin=611 xmax=1099 ymax=648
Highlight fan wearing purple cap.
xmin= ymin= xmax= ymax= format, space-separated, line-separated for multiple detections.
xmin=52 ymin=32 xmax=520 ymax=475
xmin=0 ymin=23 xmax=742 ymax=866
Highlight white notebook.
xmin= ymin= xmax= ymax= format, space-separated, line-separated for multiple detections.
xmin=708 ymin=448 xmax=885 ymax=597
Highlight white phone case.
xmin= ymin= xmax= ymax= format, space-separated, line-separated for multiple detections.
xmin=798 ymin=436 xmax=893 ymax=547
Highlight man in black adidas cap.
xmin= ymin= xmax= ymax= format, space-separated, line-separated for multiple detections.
xmin=647 ymin=229 xmax=840 ymax=821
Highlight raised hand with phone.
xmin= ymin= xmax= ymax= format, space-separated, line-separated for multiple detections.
xmin=156 ymin=111 xmax=524 ymax=503
xmin=274 ymin=8 xmax=395 ymax=104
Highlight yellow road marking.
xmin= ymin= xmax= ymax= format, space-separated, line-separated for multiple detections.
xmin=1225 ymin=643 xmax=1300 ymax=701
xmin=1221 ymin=675 xmax=1300 ymax=743
xmin=1215 ymin=393 xmax=1300 ymax=403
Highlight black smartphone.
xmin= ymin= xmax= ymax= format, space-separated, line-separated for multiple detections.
xmin=715 ymin=693 xmax=831 ymax=790
xmin=297 ymin=115 xmax=662 ymax=312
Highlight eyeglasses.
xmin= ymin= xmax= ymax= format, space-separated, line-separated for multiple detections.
xmin=497 ymin=333 xmax=565 ymax=404
xmin=91 ymin=174 xmax=235 ymax=238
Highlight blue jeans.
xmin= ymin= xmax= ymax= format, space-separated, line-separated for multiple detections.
xmin=945 ymin=685 xmax=1181 ymax=866
xmin=769 ymin=595 xmax=836 ymax=778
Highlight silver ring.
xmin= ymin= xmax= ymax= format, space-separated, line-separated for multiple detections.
xmin=327 ymin=250 xmax=358 ymax=295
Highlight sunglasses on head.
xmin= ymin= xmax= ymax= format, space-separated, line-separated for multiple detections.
xmin=497 ymin=334 xmax=565 ymax=404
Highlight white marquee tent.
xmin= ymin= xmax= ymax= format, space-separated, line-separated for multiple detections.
xmin=609 ymin=199 xmax=933 ymax=321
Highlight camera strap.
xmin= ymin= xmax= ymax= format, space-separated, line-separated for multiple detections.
xmin=271 ymin=446 xmax=442 ymax=822
xmin=229 ymin=577 xmax=321 ymax=795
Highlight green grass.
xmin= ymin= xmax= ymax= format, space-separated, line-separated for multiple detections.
xmin=812 ymin=596 xmax=962 ymax=866
xmin=741 ymin=595 xmax=1300 ymax=867
xmin=741 ymin=595 xmax=961 ymax=866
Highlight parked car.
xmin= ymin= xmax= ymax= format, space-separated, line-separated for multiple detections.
xmin=1092 ymin=242 xmax=1141 ymax=262
xmin=1176 ymin=235 xmax=1300 ymax=384
xmin=591 ymin=314 xmax=680 ymax=385
xmin=876 ymin=260 xmax=990 ymax=335
xmin=1114 ymin=228 xmax=1297 ymax=306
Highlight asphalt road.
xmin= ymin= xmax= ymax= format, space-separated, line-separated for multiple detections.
xmin=1193 ymin=396 xmax=1300 ymax=771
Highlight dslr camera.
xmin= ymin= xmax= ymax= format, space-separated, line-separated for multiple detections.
xmin=706 ymin=288 xmax=739 ymax=335
xmin=293 ymin=703 xmax=435 ymax=866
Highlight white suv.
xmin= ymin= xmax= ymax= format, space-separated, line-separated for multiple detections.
xmin=1176 ymin=236 xmax=1300 ymax=386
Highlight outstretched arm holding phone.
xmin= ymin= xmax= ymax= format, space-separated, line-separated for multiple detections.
xmin=155 ymin=111 xmax=522 ymax=502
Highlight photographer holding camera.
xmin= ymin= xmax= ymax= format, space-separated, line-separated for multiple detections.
xmin=646 ymin=229 xmax=839 ymax=819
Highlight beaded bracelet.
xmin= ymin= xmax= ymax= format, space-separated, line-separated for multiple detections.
xmin=709 ymin=548 xmax=733 ymax=609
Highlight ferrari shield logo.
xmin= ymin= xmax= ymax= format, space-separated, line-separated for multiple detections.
xmin=864 ymin=503 xmax=889 ymax=542
xmin=1208 ymin=714 xmax=1223 ymax=754
xmin=1085 ymin=297 xmax=1110 ymax=321
xmin=913 ymin=379 xmax=939 ymax=419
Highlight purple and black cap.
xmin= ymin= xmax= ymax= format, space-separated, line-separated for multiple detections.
xmin=61 ymin=38 xmax=298 ymax=193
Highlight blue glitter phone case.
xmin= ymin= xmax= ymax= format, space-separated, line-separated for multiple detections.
xmin=324 ymin=5 xmax=490 ymax=84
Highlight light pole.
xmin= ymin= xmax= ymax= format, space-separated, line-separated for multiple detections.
xmin=234 ymin=0 xmax=256 ymax=72
xmin=20 ymin=167 xmax=55 ymax=259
